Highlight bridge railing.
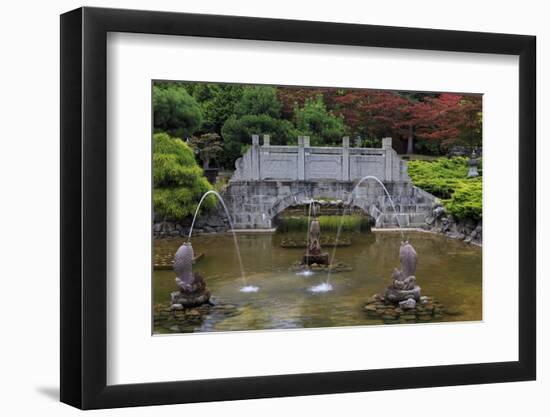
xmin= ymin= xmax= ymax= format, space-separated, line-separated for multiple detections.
xmin=231 ymin=135 xmax=410 ymax=183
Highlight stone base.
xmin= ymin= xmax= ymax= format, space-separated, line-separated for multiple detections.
xmin=384 ymin=285 xmax=421 ymax=302
xmin=290 ymin=260 xmax=353 ymax=273
xmin=303 ymin=253 xmax=329 ymax=265
xmin=170 ymin=289 xmax=211 ymax=308
xmin=171 ymin=271 xmax=211 ymax=308
xmin=363 ymin=294 xmax=449 ymax=324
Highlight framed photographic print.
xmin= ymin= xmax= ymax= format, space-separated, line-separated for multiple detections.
xmin=60 ymin=6 xmax=536 ymax=409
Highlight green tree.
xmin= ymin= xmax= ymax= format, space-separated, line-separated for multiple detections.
xmin=235 ymin=86 xmax=282 ymax=118
xmin=188 ymin=133 xmax=224 ymax=169
xmin=221 ymin=114 xmax=297 ymax=167
xmin=153 ymin=84 xmax=203 ymax=139
xmin=153 ymin=132 xmax=214 ymax=220
xmin=199 ymin=84 xmax=245 ymax=132
xmin=220 ymin=86 xmax=294 ymax=167
xmin=171 ymin=82 xmax=245 ymax=133
xmin=294 ymin=95 xmax=347 ymax=146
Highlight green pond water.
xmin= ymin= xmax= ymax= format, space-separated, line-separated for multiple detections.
xmin=153 ymin=231 xmax=482 ymax=333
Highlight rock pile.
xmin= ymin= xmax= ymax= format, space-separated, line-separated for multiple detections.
xmin=363 ymin=294 xmax=448 ymax=324
xmin=153 ymin=302 xmax=241 ymax=333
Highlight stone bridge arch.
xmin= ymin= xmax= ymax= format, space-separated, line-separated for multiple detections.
xmin=223 ymin=135 xmax=438 ymax=229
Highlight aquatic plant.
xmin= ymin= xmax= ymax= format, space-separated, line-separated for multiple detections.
xmin=276 ymin=215 xmax=372 ymax=233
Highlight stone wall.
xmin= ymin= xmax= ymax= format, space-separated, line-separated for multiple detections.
xmin=223 ymin=179 xmax=438 ymax=229
xmin=153 ymin=207 xmax=230 ymax=239
xmin=152 ymin=196 xmax=482 ymax=244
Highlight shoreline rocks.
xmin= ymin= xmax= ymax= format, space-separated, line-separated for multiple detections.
xmin=153 ymin=207 xmax=230 ymax=239
xmin=153 ymin=301 xmax=241 ymax=333
xmin=425 ymin=205 xmax=482 ymax=245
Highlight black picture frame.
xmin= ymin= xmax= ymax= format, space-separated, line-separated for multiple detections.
xmin=60 ymin=6 xmax=536 ymax=410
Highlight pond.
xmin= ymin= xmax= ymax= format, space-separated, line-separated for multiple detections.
xmin=153 ymin=231 xmax=482 ymax=333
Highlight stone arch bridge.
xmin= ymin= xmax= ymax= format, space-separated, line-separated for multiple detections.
xmin=223 ymin=135 xmax=437 ymax=229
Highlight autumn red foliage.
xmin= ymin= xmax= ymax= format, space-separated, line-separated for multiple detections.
xmin=277 ymin=86 xmax=482 ymax=154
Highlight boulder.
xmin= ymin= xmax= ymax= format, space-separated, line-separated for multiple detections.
xmin=385 ymin=285 xmax=421 ymax=302
xmin=433 ymin=206 xmax=445 ymax=218
xmin=399 ymin=298 xmax=417 ymax=310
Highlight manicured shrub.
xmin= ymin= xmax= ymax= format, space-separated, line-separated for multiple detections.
xmin=408 ymin=157 xmax=482 ymax=220
xmin=443 ymin=180 xmax=482 ymax=220
xmin=153 ymin=132 xmax=214 ymax=220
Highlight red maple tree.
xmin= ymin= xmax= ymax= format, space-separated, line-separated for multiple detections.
xmin=414 ymin=93 xmax=482 ymax=146
xmin=277 ymin=87 xmax=481 ymax=153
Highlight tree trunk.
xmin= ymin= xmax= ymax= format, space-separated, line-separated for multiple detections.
xmin=406 ymin=126 xmax=414 ymax=154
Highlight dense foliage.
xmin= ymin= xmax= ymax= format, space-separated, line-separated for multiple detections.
xmin=153 ymin=84 xmax=203 ymax=139
xmin=408 ymin=158 xmax=482 ymax=220
xmin=218 ymin=86 xmax=297 ymax=165
xmin=279 ymin=88 xmax=482 ymax=155
xmin=153 ymin=132 xmax=214 ymax=220
xmin=294 ymin=96 xmax=347 ymax=146
xmin=235 ymin=86 xmax=282 ymax=118
xmin=151 ymin=81 xmax=483 ymax=223
xmin=154 ymin=81 xmax=483 ymax=169
xmin=221 ymin=114 xmax=297 ymax=165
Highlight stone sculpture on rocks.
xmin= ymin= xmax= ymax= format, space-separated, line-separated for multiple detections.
xmin=303 ymin=206 xmax=329 ymax=266
xmin=385 ymin=241 xmax=421 ymax=307
xmin=170 ymin=243 xmax=211 ymax=309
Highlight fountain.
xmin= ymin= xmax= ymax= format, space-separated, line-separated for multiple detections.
xmin=170 ymin=243 xmax=211 ymax=308
xmin=290 ymin=203 xmax=352 ymax=274
xmin=322 ymin=175 xmax=403 ymax=291
xmin=290 ymin=203 xmax=353 ymax=286
xmin=161 ymin=239 xmax=242 ymax=330
xmin=152 ymin=133 xmax=480 ymax=334
xmin=362 ymin=240 xmax=450 ymax=324
xmin=384 ymin=241 xmax=421 ymax=308
xmin=302 ymin=205 xmax=329 ymax=266
xmin=167 ymin=190 xmax=255 ymax=323
xmin=279 ymin=199 xmax=352 ymax=249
